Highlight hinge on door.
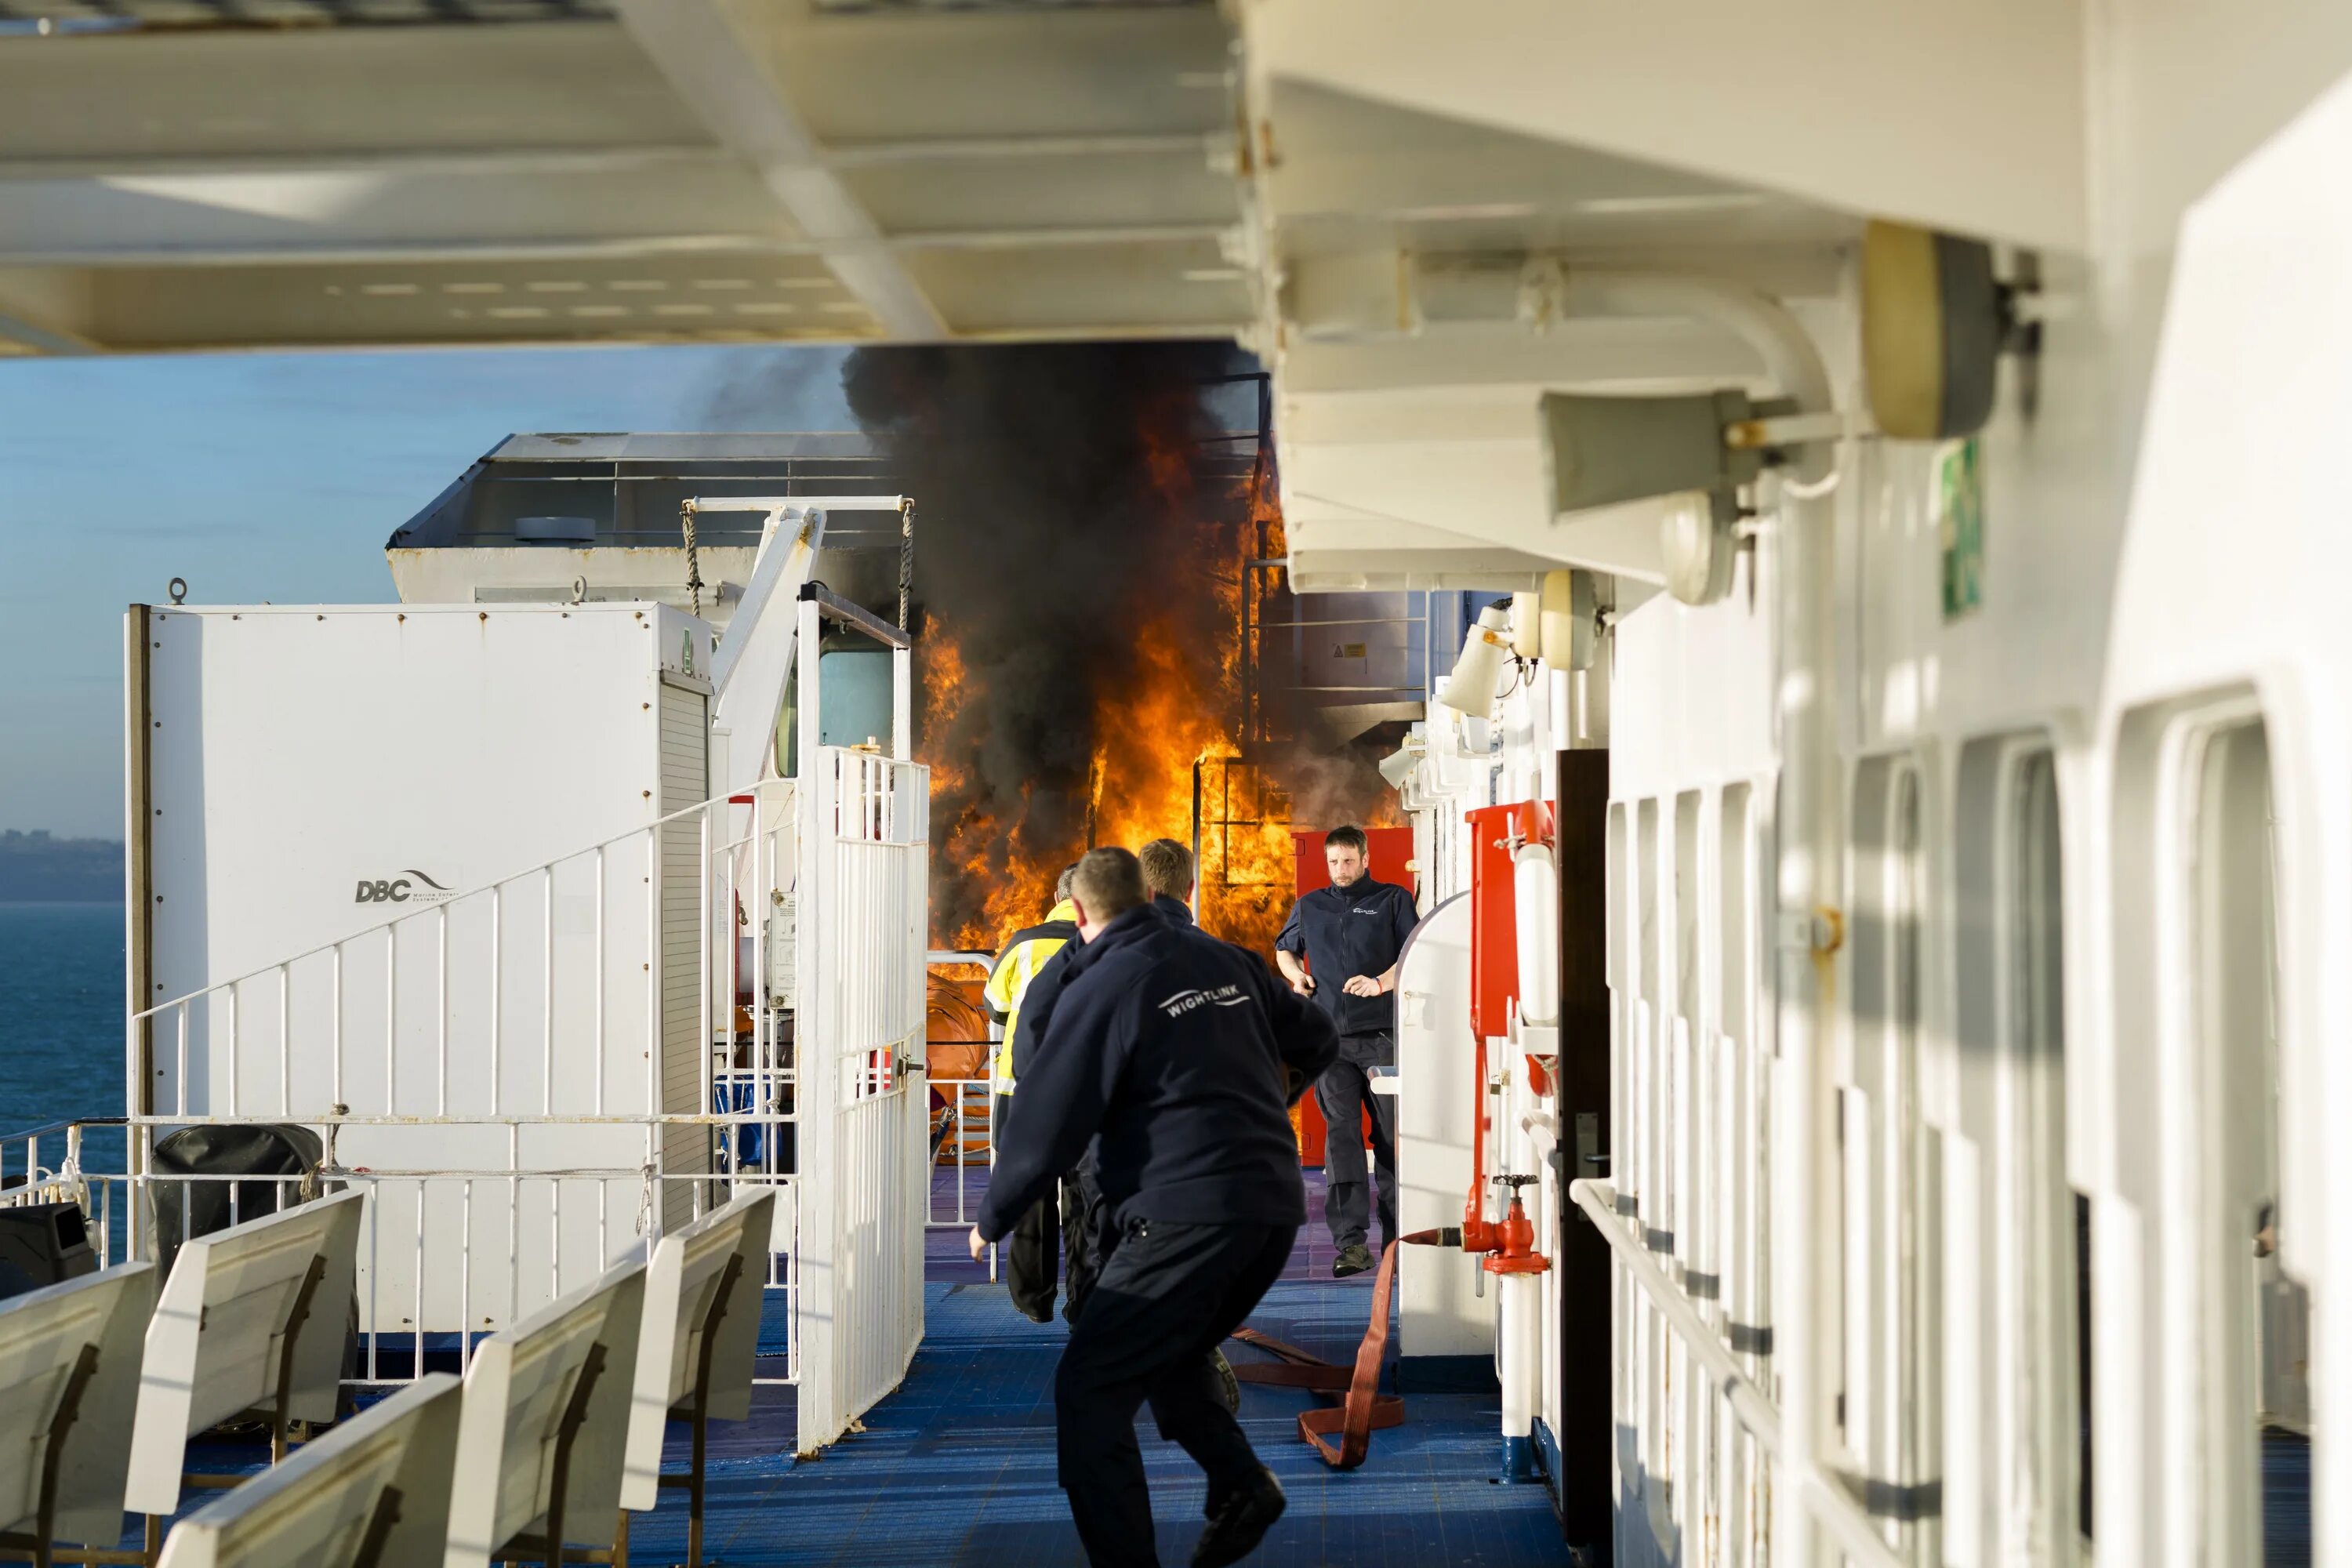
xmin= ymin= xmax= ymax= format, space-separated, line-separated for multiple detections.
xmin=1774 ymin=908 xmax=1843 ymax=953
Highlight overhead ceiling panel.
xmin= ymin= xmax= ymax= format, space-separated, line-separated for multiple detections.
xmin=65 ymin=253 xmax=878 ymax=349
xmin=902 ymin=235 xmax=1245 ymax=337
xmin=838 ymin=147 xmax=1232 ymax=234
xmin=776 ymin=2 xmax=1231 ymax=143
xmin=0 ymin=158 xmax=793 ymax=263
xmin=1265 ymin=80 xmax=1855 ymax=264
xmin=0 ymin=21 xmax=704 ymax=161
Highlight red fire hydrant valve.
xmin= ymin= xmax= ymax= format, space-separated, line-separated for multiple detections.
xmin=1482 ymin=1174 xmax=1552 ymax=1276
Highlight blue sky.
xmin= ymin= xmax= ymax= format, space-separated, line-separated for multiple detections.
xmin=0 ymin=345 xmax=851 ymax=838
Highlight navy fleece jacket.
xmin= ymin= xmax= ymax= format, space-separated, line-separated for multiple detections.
xmin=1009 ymin=894 xmax=1190 ymax=1083
xmin=976 ymin=902 xmax=1339 ymax=1241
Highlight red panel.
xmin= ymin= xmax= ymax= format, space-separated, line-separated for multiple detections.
xmin=1467 ymin=803 xmax=1521 ymax=1041
xmin=1292 ymin=826 xmax=1414 ymax=895
xmin=1289 ymin=825 xmax=1412 ymax=1167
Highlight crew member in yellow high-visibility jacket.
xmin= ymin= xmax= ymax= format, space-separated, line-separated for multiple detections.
xmin=984 ymin=865 xmax=1080 ymax=1321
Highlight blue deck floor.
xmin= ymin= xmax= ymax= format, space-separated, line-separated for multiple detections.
xmin=627 ymin=1167 xmax=1573 ymax=1567
xmin=159 ymin=1168 xmax=1573 ymax=1566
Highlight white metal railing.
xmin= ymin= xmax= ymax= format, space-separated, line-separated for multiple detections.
xmin=122 ymin=786 xmax=803 ymax=1352
xmin=1572 ymin=1178 xmax=1901 ymax=1568
xmin=94 ymin=746 xmax=927 ymax=1429
xmin=924 ymin=1079 xmax=993 ymax=1230
xmin=2 ymin=1127 xmax=800 ymax=1388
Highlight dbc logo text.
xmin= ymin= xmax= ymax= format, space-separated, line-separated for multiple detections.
xmin=354 ymin=879 xmax=412 ymax=903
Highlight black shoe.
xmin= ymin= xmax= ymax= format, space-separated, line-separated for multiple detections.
xmin=1332 ymin=1243 xmax=1374 ymax=1278
xmin=1193 ymin=1468 xmax=1286 ymax=1568
xmin=1210 ymin=1347 xmax=1240 ymax=1414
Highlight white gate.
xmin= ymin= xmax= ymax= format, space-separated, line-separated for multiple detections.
xmin=792 ymin=746 xmax=929 ymax=1451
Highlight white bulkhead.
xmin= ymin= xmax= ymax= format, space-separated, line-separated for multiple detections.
xmin=134 ymin=602 xmax=719 ymax=1331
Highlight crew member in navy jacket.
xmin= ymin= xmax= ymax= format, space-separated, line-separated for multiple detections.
xmin=971 ymin=847 xmax=1338 ymax=1568
xmin=1273 ymin=823 xmax=1420 ymax=1276
xmin=1011 ymin=837 xmax=1205 ymax=1329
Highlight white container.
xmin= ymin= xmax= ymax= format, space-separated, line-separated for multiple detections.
xmin=129 ymin=601 xmax=717 ymax=1334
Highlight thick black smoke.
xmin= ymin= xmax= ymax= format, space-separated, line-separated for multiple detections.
xmin=840 ymin=343 xmax=1247 ymax=943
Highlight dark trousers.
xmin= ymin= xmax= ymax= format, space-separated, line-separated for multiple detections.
xmin=1056 ymin=1219 xmax=1295 ymax=1568
xmin=999 ymin=1093 xmax=1061 ymax=1321
xmin=1062 ymin=1164 xmax=1105 ymax=1323
xmin=1316 ymin=1033 xmax=1397 ymax=1249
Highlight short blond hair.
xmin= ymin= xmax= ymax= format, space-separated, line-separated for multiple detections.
xmin=1138 ymin=838 xmax=1195 ymax=901
xmin=1069 ymin=847 xmax=1146 ymax=923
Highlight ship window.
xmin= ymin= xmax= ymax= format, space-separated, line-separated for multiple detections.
xmin=2186 ymin=717 xmax=2307 ymax=1564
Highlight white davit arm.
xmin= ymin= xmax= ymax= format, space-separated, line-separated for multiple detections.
xmin=707 ymin=505 xmax=822 ymax=800
xmin=702 ymin=494 xmax=903 ymax=797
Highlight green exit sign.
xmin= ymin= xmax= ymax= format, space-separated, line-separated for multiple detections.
xmin=1939 ymin=436 xmax=1984 ymax=620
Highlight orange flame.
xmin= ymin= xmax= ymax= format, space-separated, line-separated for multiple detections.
xmin=919 ymin=405 xmax=1312 ymax=960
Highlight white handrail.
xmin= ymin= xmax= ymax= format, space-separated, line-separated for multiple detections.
xmin=132 ymin=789 xmax=754 ymax=1025
xmin=1568 ymin=1178 xmax=1903 ymax=1568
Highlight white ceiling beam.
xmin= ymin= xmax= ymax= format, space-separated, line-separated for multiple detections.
xmin=0 ymin=222 xmax=1233 ymax=269
xmin=0 ymin=146 xmax=731 ymax=183
xmin=0 ymin=133 xmax=1218 ymax=183
xmin=822 ymin=131 xmax=1221 ymax=168
xmin=0 ymin=235 xmax=797 ymax=268
xmin=611 ymin=0 xmax=949 ymax=339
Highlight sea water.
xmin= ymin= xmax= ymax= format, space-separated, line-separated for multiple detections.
xmin=0 ymin=901 xmax=131 ymax=1252
xmin=0 ymin=902 xmax=122 ymax=1136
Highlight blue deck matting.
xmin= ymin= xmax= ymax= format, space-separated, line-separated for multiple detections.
xmin=142 ymin=1169 xmax=1573 ymax=1567
xmin=614 ymin=1167 xmax=1573 ymax=1567
xmin=631 ymin=1279 xmax=1572 ymax=1568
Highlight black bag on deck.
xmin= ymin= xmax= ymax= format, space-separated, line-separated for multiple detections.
xmin=147 ymin=1123 xmax=329 ymax=1283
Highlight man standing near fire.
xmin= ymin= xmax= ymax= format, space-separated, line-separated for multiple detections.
xmin=970 ymin=847 xmax=1337 ymax=1568
xmin=1273 ymin=823 xmax=1419 ymax=1277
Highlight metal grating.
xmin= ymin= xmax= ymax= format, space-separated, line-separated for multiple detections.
xmin=0 ymin=0 xmax=612 ymax=28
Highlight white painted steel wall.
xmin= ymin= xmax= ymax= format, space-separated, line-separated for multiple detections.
xmin=1566 ymin=63 xmax=2352 ymax=1568
xmin=137 ymin=604 xmax=713 ymax=1334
